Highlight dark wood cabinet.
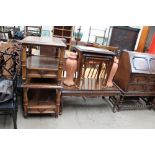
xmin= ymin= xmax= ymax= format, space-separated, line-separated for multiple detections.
xmin=109 ymin=26 xmax=140 ymax=51
xmin=111 ymin=50 xmax=155 ymax=112
xmin=114 ymin=51 xmax=155 ymax=93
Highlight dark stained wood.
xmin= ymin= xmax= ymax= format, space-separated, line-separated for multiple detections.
xmin=62 ymin=78 xmax=120 ymax=96
xmin=53 ymin=26 xmax=73 ymax=50
xmin=40 ymin=46 xmax=58 ymax=57
xmin=21 ymin=36 xmax=66 ymax=117
xmin=23 ymin=88 xmax=60 ymax=115
xmin=109 ymin=26 xmax=140 ymax=51
xmin=114 ymin=51 xmax=155 ymax=92
xmin=61 ymin=45 xmax=121 ymax=113
xmin=73 ymin=45 xmax=115 ymax=87
xmin=112 ymin=50 xmax=155 ymax=112
xmin=75 ymin=45 xmax=115 ymax=55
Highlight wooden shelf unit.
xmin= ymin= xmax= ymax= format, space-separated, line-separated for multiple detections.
xmin=21 ymin=36 xmax=66 ymax=117
xmin=53 ymin=26 xmax=73 ymax=50
xmin=23 ymin=86 xmax=61 ymax=115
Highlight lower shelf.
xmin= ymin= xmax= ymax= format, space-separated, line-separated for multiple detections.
xmin=23 ymin=88 xmax=60 ymax=117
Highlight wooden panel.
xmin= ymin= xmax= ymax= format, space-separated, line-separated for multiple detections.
xmin=27 ymin=70 xmax=57 ymax=78
xmin=136 ymin=26 xmax=150 ymax=52
xmin=114 ymin=51 xmax=131 ymax=91
xmin=40 ymin=46 xmax=58 ymax=57
xmin=132 ymin=56 xmax=149 ymax=73
xmin=147 ymin=85 xmax=155 ymax=91
xmin=27 ymin=89 xmax=56 ymax=114
xmin=109 ymin=26 xmax=140 ymax=51
xmin=114 ymin=50 xmax=155 ymax=94
xmin=149 ymin=75 xmax=155 ymax=83
xmin=128 ymin=84 xmax=146 ymax=92
xmin=130 ymin=75 xmax=147 ymax=83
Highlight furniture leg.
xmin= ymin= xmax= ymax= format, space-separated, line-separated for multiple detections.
xmin=12 ymin=110 xmax=17 ymax=129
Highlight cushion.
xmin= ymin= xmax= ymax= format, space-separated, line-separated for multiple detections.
xmin=0 ymin=78 xmax=13 ymax=103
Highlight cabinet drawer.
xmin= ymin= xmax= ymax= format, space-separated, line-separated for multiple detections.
xmin=128 ymin=84 xmax=146 ymax=91
xmin=27 ymin=69 xmax=57 ymax=78
xmin=147 ymin=85 xmax=155 ymax=92
xmin=130 ymin=75 xmax=147 ymax=83
xmin=149 ymin=76 xmax=155 ymax=83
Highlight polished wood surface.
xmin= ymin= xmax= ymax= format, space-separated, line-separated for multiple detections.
xmin=62 ymin=78 xmax=120 ymax=96
xmin=22 ymin=78 xmax=62 ymax=89
xmin=111 ymin=50 xmax=155 ymax=112
xmin=73 ymin=45 xmax=115 ymax=87
xmin=114 ymin=50 xmax=155 ymax=92
xmin=21 ymin=36 xmax=66 ymax=117
xmin=92 ymin=44 xmax=119 ymax=52
xmin=23 ymin=88 xmax=61 ymax=115
xmin=21 ymin=36 xmax=66 ymax=47
xmin=75 ymin=45 xmax=115 ymax=55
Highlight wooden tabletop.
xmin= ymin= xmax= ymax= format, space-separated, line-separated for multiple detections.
xmin=20 ymin=36 xmax=66 ymax=47
xmin=74 ymin=45 xmax=115 ymax=56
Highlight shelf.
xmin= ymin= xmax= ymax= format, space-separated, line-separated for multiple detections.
xmin=53 ymin=35 xmax=72 ymax=39
xmin=27 ymin=56 xmax=59 ymax=70
xmin=63 ymin=26 xmax=72 ymax=30
xmin=54 ymin=28 xmax=72 ymax=32
xmin=53 ymin=26 xmax=73 ymax=50
xmin=27 ymin=73 xmax=57 ymax=79
xmin=26 ymin=88 xmax=58 ymax=114
xmin=23 ymin=78 xmax=62 ymax=89
xmin=27 ymin=56 xmax=59 ymax=79
xmin=53 ymin=29 xmax=62 ymax=36
xmin=63 ymin=31 xmax=72 ymax=37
